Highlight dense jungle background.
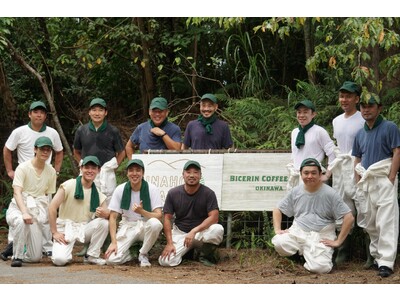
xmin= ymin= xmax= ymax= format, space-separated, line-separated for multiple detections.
xmin=1 ymin=17 xmax=400 ymax=261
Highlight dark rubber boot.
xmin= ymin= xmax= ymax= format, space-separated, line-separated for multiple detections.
xmin=363 ymin=233 xmax=375 ymax=269
xmin=198 ymin=243 xmax=219 ymax=267
xmin=335 ymin=234 xmax=351 ymax=265
xmin=0 ymin=242 xmax=13 ymax=261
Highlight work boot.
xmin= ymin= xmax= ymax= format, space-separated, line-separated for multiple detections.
xmin=0 ymin=242 xmax=13 ymax=261
xmin=335 ymin=234 xmax=351 ymax=265
xmin=198 ymin=243 xmax=219 ymax=267
xmin=363 ymin=233 xmax=375 ymax=269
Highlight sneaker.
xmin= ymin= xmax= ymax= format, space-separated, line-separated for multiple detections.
xmin=84 ymin=255 xmax=106 ymax=266
xmin=138 ymin=253 xmax=151 ymax=267
xmin=11 ymin=258 xmax=23 ymax=267
xmin=378 ymin=266 xmax=393 ymax=278
xmin=1 ymin=242 xmax=13 ymax=261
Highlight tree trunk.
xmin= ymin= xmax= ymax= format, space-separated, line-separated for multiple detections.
xmin=5 ymin=38 xmax=79 ymax=175
xmin=135 ymin=17 xmax=155 ymax=117
xmin=0 ymin=60 xmax=18 ymax=128
xmin=191 ymin=34 xmax=198 ymax=104
xmin=303 ymin=18 xmax=316 ymax=84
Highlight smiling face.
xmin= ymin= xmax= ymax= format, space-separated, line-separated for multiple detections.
xmin=200 ymin=100 xmax=218 ymax=118
xmin=360 ymin=103 xmax=382 ymax=126
xmin=81 ymin=163 xmax=100 ymax=182
xmin=339 ymin=91 xmax=359 ymax=115
xmin=300 ymin=165 xmax=322 ymax=189
xmin=149 ymin=108 xmax=168 ymax=126
xmin=182 ymin=166 xmax=201 ymax=187
xmin=127 ymin=165 xmax=144 ymax=187
xmin=89 ymin=105 xmax=107 ymax=126
xmin=296 ymin=106 xmax=316 ymax=127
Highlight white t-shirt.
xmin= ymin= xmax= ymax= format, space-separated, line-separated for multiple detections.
xmin=291 ymin=124 xmax=336 ymax=170
xmin=5 ymin=124 xmax=63 ymax=164
xmin=108 ymin=182 xmax=163 ymax=222
xmin=332 ymin=111 xmax=364 ymax=154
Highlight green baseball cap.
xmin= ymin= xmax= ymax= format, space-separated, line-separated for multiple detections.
xmin=29 ymin=101 xmax=47 ymax=111
xmin=34 ymin=136 xmax=53 ymax=148
xmin=82 ymin=155 xmax=101 ymax=167
xmin=294 ymin=99 xmax=316 ymax=111
xmin=360 ymin=92 xmax=381 ymax=105
xmin=183 ymin=160 xmax=201 ymax=171
xmin=90 ymin=98 xmax=107 ymax=108
xmin=126 ymin=159 xmax=145 ymax=170
xmin=339 ymin=81 xmax=361 ymax=96
xmin=201 ymin=93 xmax=218 ymax=104
xmin=149 ymin=97 xmax=168 ymax=110
xmin=300 ymin=158 xmax=321 ymax=171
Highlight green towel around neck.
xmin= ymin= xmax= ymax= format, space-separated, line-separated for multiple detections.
xmin=149 ymin=118 xmax=168 ymax=129
xmin=197 ymin=114 xmax=217 ymax=135
xmin=364 ymin=115 xmax=383 ymax=131
xmin=120 ymin=179 xmax=151 ymax=212
xmin=89 ymin=119 xmax=108 ymax=132
xmin=28 ymin=121 xmax=47 ymax=132
xmin=295 ymin=120 xmax=315 ymax=149
xmin=74 ymin=176 xmax=100 ymax=212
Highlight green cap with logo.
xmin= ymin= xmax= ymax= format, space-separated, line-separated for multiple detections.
xmin=30 ymin=101 xmax=47 ymax=112
xmin=300 ymin=157 xmax=321 ymax=171
xmin=360 ymin=92 xmax=381 ymax=105
xmin=34 ymin=136 xmax=53 ymax=148
xmin=339 ymin=81 xmax=361 ymax=96
xmin=201 ymin=93 xmax=217 ymax=104
xmin=294 ymin=99 xmax=316 ymax=111
xmin=149 ymin=97 xmax=168 ymax=110
xmin=82 ymin=155 xmax=101 ymax=166
xmin=126 ymin=159 xmax=145 ymax=170
xmin=90 ymin=98 xmax=107 ymax=108
xmin=183 ymin=160 xmax=201 ymax=170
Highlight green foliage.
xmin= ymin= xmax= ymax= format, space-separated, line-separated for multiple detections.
xmin=223 ymin=97 xmax=294 ymax=150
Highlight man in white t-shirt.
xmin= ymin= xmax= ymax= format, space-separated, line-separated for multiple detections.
xmin=329 ymin=81 xmax=364 ymax=265
xmin=287 ymin=99 xmax=336 ymax=191
xmin=105 ymin=159 xmax=163 ymax=267
xmin=1 ymin=101 xmax=63 ymax=261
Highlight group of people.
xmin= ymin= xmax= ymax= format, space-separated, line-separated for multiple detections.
xmin=1 ymin=93 xmax=230 ymax=268
xmin=273 ymin=81 xmax=400 ymax=277
xmin=1 ymin=85 xmax=399 ymax=278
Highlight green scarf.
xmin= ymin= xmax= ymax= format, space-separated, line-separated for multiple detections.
xmin=295 ymin=120 xmax=315 ymax=149
xmin=74 ymin=176 xmax=99 ymax=212
xmin=28 ymin=122 xmax=46 ymax=132
xmin=89 ymin=119 xmax=107 ymax=132
xmin=364 ymin=115 xmax=383 ymax=131
xmin=120 ymin=179 xmax=151 ymax=212
xmin=197 ymin=114 xmax=217 ymax=135
xmin=149 ymin=118 xmax=168 ymax=129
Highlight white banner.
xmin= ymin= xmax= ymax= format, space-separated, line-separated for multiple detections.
xmin=136 ymin=152 xmax=291 ymax=211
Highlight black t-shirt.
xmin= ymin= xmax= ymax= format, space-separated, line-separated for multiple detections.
xmin=163 ymin=184 xmax=219 ymax=233
xmin=73 ymin=122 xmax=124 ymax=166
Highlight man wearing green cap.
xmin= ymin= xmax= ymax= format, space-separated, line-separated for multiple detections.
xmin=329 ymin=81 xmax=364 ymax=265
xmin=272 ymin=157 xmax=354 ymax=274
xmin=5 ymin=137 xmax=57 ymax=267
xmin=105 ymin=159 xmax=163 ymax=267
xmin=182 ymin=93 xmax=233 ymax=150
xmin=125 ymin=97 xmax=181 ymax=157
xmin=352 ymin=92 xmax=400 ymax=277
xmin=159 ymin=160 xmax=224 ymax=267
xmin=287 ymin=99 xmax=336 ymax=191
xmin=1 ymin=101 xmax=63 ymax=261
xmin=48 ymin=155 xmax=109 ymax=266
xmin=73 ymin=98 xmax=125 ymax=199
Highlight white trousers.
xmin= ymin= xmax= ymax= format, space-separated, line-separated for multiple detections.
xmin=51 ymin=218 xmax=109 ymax=266
xmin=355 ymin=158 xmax=399 ymax=269
xmin=272 ymin=221 xmax=336 ymax=274
xmin=6 ymin=195 xmax=49 ymax=262
xmin=106 ymin=218 xmax=162 ymax=265
xmin=158 ymin=224 xmax=224 ymax=267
